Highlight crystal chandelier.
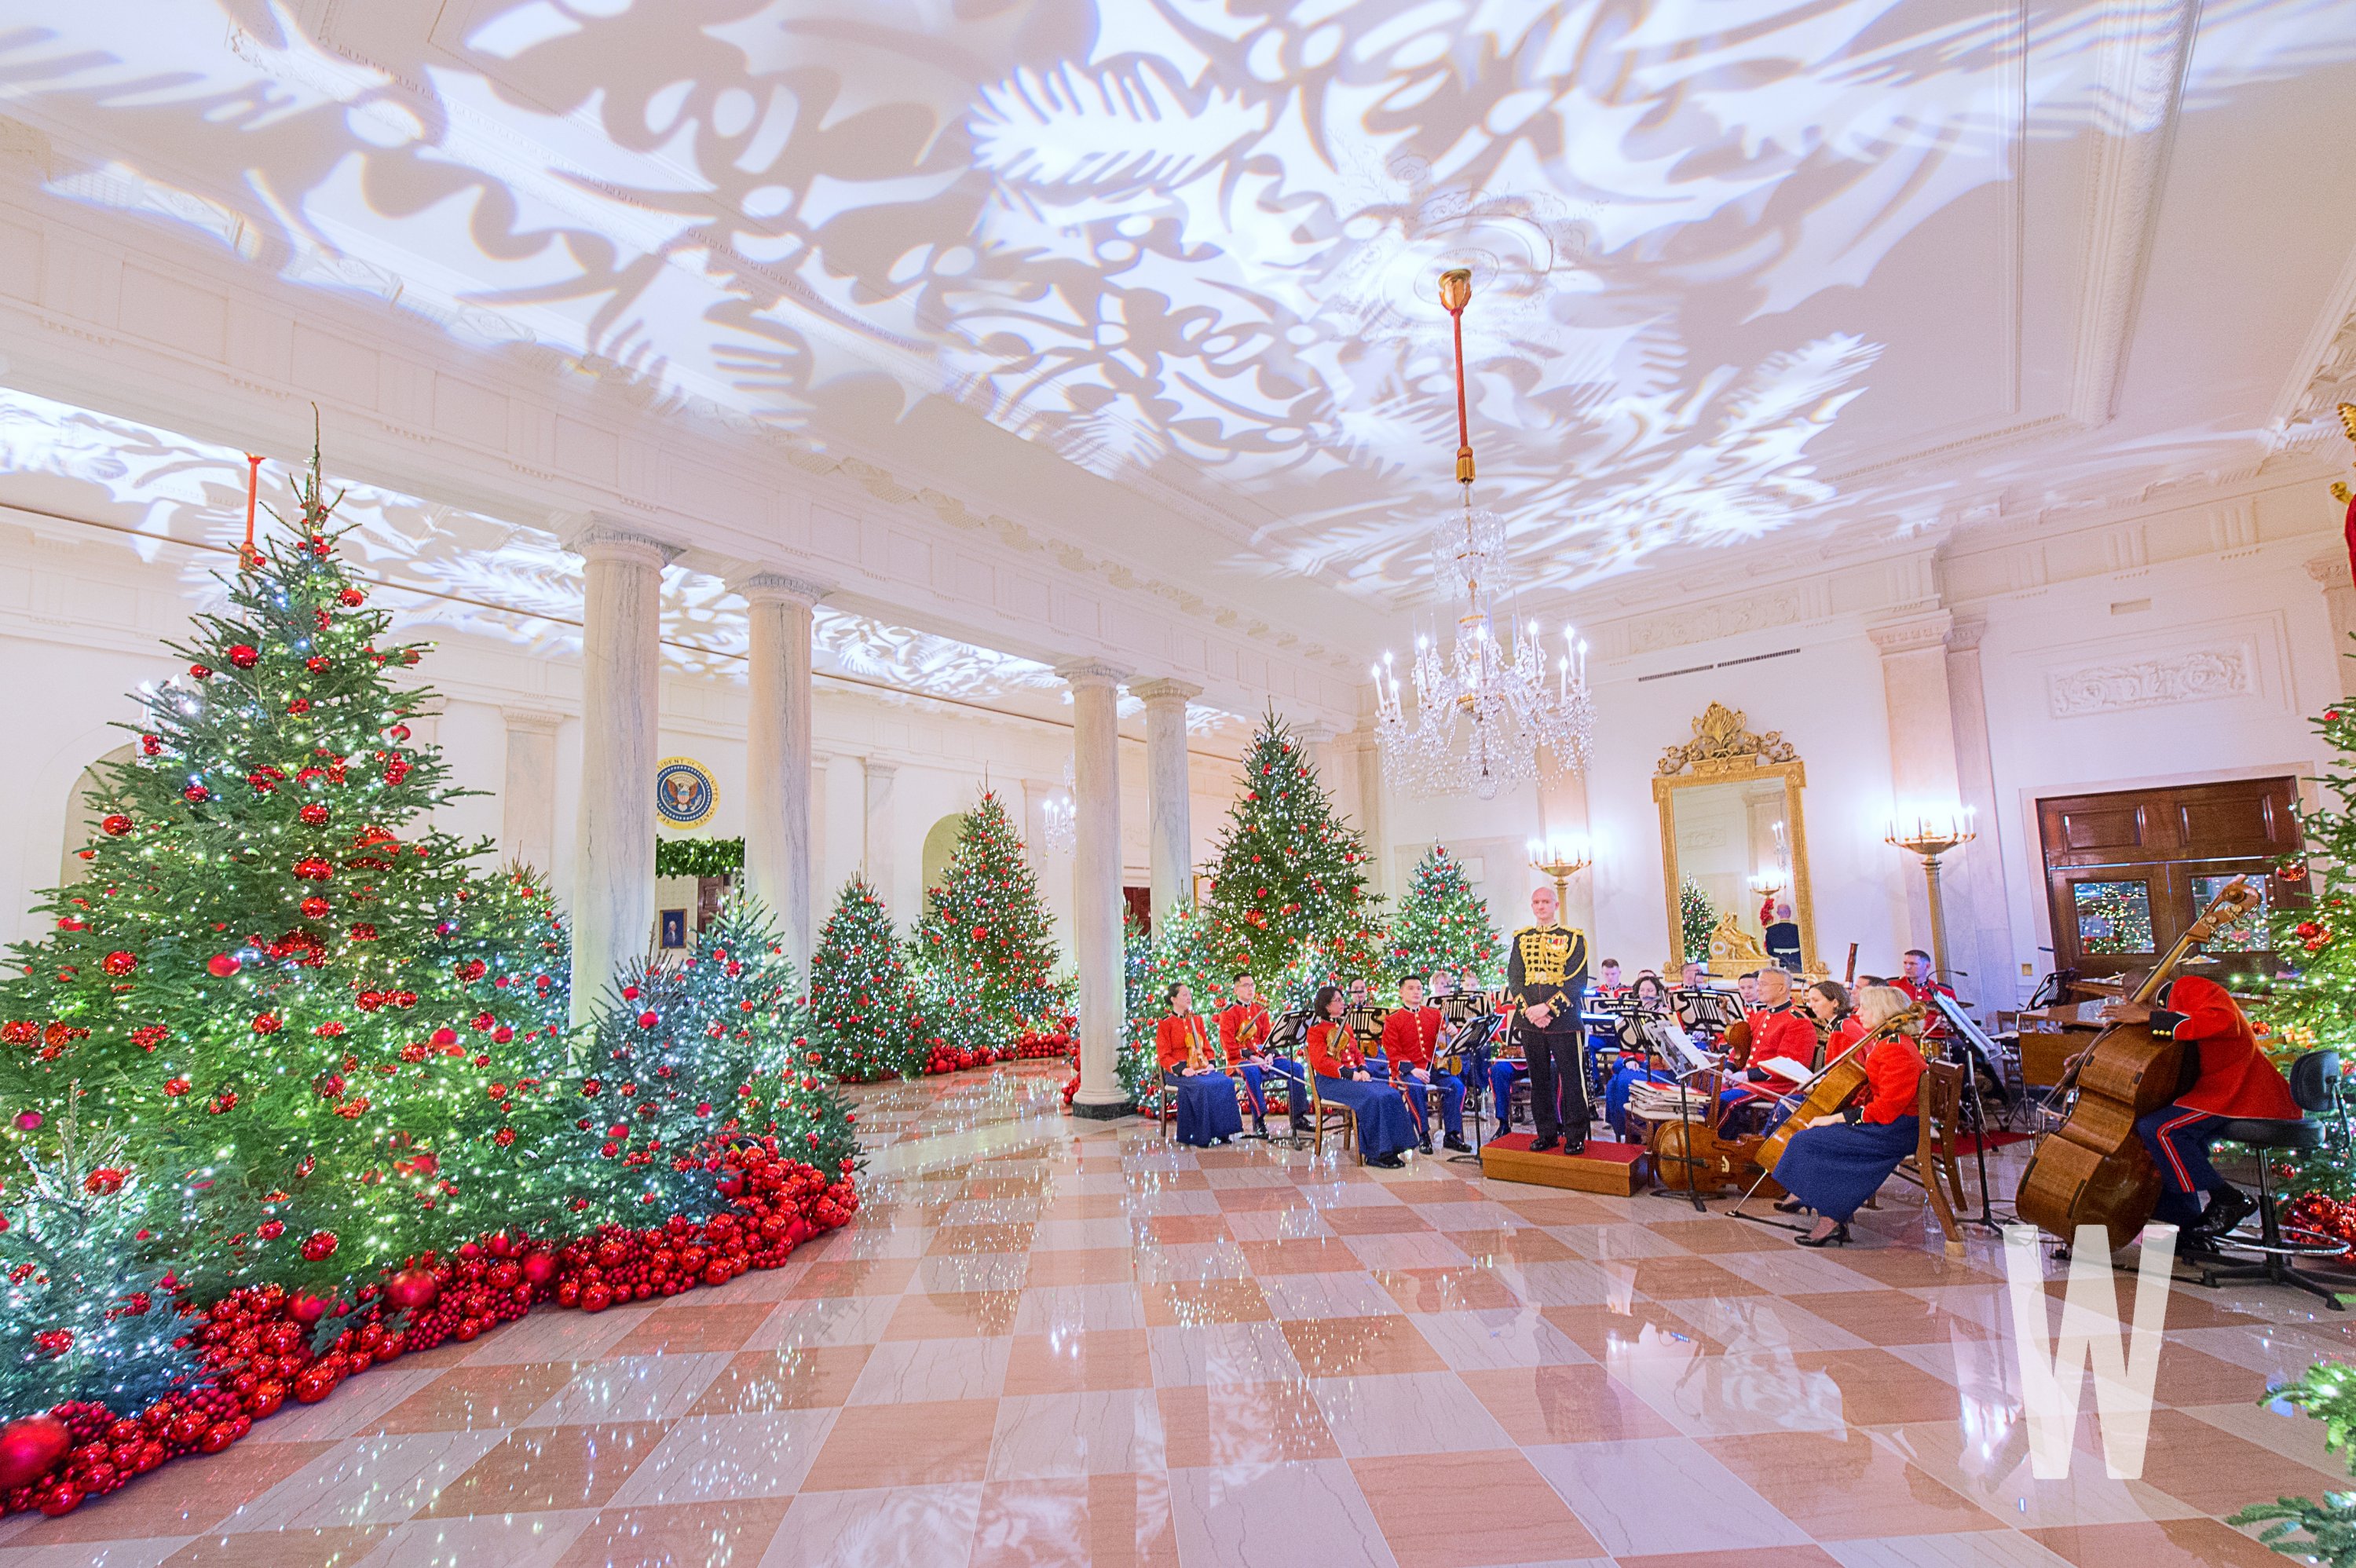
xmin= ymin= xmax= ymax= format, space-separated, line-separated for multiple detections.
xmin=1373 ymin=267 xmax=1594 ymax=800
xmin=1038 ymin=758 xmax=1077 ymax=854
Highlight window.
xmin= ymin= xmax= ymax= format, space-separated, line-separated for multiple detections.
xmin=2070 ymin=880 xmax=2153 ymax=955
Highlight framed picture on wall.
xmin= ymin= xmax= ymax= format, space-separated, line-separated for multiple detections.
xmin=658 ymin=908 xmax=689 ymax=950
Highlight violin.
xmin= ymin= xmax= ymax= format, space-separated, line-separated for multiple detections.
xmin=2014 ymin=877 xmax=2261 ymax=1252
xmin=1757 ymin=1004 xmax=1927 ymax=1175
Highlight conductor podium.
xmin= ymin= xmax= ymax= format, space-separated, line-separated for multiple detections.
xmin=1479 ymin=1133 xmax=1650 ymax=1196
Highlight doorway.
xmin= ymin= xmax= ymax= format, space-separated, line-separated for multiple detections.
xmin=2036 ymin=777 xmax=2303 ymax=982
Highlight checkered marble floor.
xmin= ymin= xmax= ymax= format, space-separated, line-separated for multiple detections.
xmin=4 ymin=1061 xmax=2352 ymax=1568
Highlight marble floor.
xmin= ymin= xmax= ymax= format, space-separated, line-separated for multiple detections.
xmin=3 ymin=1061 xmax=2352 ymax=1567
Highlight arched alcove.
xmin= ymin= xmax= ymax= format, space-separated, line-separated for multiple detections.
xmin=60 ymin=742 xmax=137 ymax=887
xmin=919 ymin=812 xmax=965 ymax=902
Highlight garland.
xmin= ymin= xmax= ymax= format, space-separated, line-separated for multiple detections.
xmin=656 ymin=838 xmax=744 ymax=879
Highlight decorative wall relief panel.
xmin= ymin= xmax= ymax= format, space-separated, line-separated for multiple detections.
xmin=2044 ymin=641 xmax=2257 ymax=716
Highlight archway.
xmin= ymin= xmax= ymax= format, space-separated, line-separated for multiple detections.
xmin=60 ymin=743 xmax=136 ymax=887
xmin=919 ymin=812 xmax=966 ymax=904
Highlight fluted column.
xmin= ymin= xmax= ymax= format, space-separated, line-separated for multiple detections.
xmin=569 ymin=522 xmax=670 ymax=1022
xmin=1870 ymin=611 xmax=1977 ymax=993
xmin=862 ymin=758 xmax=898 ymax=908
xmin=1351 ymin=727 xmax=1389 ymax=897
xmin=499 ymin=708 xmax=565 ymax=875
xmin=1058 ymin=658 xmax=1132 ymax=1117
xmin=1129 ymin=678 xmax=1201 ymax=923
xmin=2308 ymin=554 xmax=2356 ymax=698
xmin=734 ymin=571 xmax=829 ymax=970
xmin=1944 ymin=620 xmax=2018 ymax=1009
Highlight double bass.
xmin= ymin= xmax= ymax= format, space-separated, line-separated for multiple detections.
xmin=2014 ymin=877 xmax=2262 ymax=1252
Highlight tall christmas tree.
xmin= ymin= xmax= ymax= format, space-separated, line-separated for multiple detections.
xmin=573 ymin=901 xmax=858 ymax=1222
xmin=1204 ymin=712 xmax=1377 ymax=980
xmin=1385 ymin=846 xmax=1499 ymax=981
xmin=909 ymin=791 xmax=1066 ymax=1056
xmin=0 ymin=449 xmax=576 ymax=1301
xmin=806 ymin=875 xmax=923 ymax=1082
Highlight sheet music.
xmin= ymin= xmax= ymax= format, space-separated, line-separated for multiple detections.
xmin=1754 ymin=1055 xmax=1815 ymax=1084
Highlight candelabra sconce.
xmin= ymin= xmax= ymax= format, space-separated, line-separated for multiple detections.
xmin=1527 ymin=839 xmax=1593 ymax=908
xmin=1885 ymin=809 xmax=1977 ymax=984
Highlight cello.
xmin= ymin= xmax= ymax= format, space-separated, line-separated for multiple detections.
xmin=2014 ymin=877 xmax=2262 ymax=1252
xmin=1756 ymin=1003 xmax=1928 ymax=1175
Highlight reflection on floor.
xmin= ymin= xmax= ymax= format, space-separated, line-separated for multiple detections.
xmin=1 ymin=1062 xmax=2347 ymax=1567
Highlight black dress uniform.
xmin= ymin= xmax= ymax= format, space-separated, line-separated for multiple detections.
xmin=1509 ymin=922 xmax=1590 ymax=1152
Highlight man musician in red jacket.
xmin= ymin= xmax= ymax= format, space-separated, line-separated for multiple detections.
xmin=1381 ymin=974 xmax=1470 ymax=1154
xmin=1217 ymin=972 xmax=1297 ymax=1138
xmin=2102 ymin=973 xmax=2300 ymax=1246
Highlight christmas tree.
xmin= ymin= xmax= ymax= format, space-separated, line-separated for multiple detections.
xmin=1120 ymin=903 xmax=1236 ymax=1111
xmin=0 ymin=450 xmax=577 ymax=1301
xmin=1383 ymin=846 xmax=1498 ymax=981
xmin=1679 ymin=879 xmax=1716 ymax=963
xmin=1204 ymin=712 xmax=1377 ymax=980
xmin=806 ymin=875 xmax=923 ymax=1082
xmin=909 ymin=791 xmax=1066 ymax=1057
xmin=572 ymin=901 xmax=858 ymax=1223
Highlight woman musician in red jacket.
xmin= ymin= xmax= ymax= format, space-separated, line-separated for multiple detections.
xmin=1769 ymin=985 xmax=1926 ymax=1248
xmin=1304 ymin=985 xmax=1418 ymax=1168
xmin=1155 ymin=982 xmax=1243 ymax=1147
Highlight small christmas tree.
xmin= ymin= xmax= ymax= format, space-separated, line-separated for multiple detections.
xmin=1679 ymin=879 xmax=1716 ymax=963
xmin=0 ymin=446 xmax=576 ymax=1300
xmin=1205 ymin=712 xmax=1377 ymax=979
xmin=909 ymin=791 xmax=1066 ymax=1056
xmin=806 ymin=876 xmax=923 ymax=1082
xmin=573 ymin=902 xmax=858 ymax=1222
xmin=1384 ymin=846 xmax=1499 ymax=982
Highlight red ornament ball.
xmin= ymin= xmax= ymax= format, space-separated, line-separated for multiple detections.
xmin=300 ymin=1230 xmax=338 ymax=1262
xmin=207 ymin=952 xmax=242 ymax=978
xmin=0 ymin=1413 xmax=71 ymax=1492
xmin=383 ymin=1268 xmax=440 ymax=1312
xmin=102 ymin=950 xmax=137 ymax=977
xmin=298 ymin=803 xmax=329 ymax=826
xmin=101 ymin=814 xmax=134 ymax=837
xmin=288 ymin=1292 xmax=330 ymax=1325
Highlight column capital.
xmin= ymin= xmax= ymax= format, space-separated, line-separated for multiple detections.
xmin=1128 ymin=677 xmax=1203 ymax=706
xmin=1867 ymin=609 xmax=1955 ymax=656
xmin=862 ymin=756 xmax=900 ymax=781
xmin=1944 ymin=616 xmax=1988 ymax=653
xmin=727 ymin=567 xmax=832 ymax=608
xmin=1293 ymin=719 xmax=1337 ymax=745
xmin=2308 ymin=552 xmax=2354 ymax=590
xmin=499 ymin=707 xmax=567 ymax=736
xmin=551 ymin=510 xmax=680 ymax=568
xmin=1054 ymin=656 xmax=1133 ymax=690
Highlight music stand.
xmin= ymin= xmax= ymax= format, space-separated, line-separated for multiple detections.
xmin=1450 ymin=1011 xmax=1503 ymax=1167
xmin=1260 ymin=1007 xmax=1316 ymax=1151
xmin=1927 ymin=990 xmax=2008 ymax=1235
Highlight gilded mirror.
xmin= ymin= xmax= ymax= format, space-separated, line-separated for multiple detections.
xmin=1652 ymin=704 xmax=1816 ymax=974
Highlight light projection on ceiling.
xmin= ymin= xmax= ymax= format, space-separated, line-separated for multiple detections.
xmin=0 ymin=388 xmax=1235 ymax=734
xmin=3 ymin=0 xmax=2352 ymax=596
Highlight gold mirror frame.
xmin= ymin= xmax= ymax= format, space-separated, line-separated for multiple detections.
xmin=1652 ymin=703 xmax=1816 ymax=973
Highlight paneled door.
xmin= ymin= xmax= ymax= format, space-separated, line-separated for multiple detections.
xmin=2037 ymin=777 xmax=2303 ymax=982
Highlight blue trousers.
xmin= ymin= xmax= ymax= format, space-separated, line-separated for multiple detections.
xmin=1317 ymin=1074 xmax=1418 ymax=1160
xmin=2134 ymin=1105 xmax=2230 ymax=1226
xmin=1398 ymin=1071 xmax=1465 ymax=1140
xmin=1235 ymin=1058 xmax=1302 ymax=1120
xmin=1165 ymin=1068 xmax=1243 ymax=1146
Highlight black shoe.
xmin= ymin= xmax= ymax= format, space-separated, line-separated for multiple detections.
xmin=1773 ymin=1196 xmax=1809 ymax=1215
xmin=1530 ymin=1135 xmax=1560 ymax=1153
xmin=1562 ymin=1138 xmax=1586 ymax=1157
xmin=1419 ymin=1137 xmax=1434 ymax=1154
xmin=1796 ymin=1223 xmax=1852 ymax=1248
xmin=1368 ymin=1153 xmax=1407 ymax=1169
xmin=1443 ymin=1135 xmax=1471 ymax=1153
xmin=2197 ymin=1186 xmax=2258 ymax=1239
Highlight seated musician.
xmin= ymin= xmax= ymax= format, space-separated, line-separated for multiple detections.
xmin=1721 ymin=967 xmax=1818 ymax=1129
xmin=1593 ymin=958 xmax=1626 ymax=999
xmin=1801 ymin=979 xmax=1854 ymax=1065
xmin=1772 ymin=985 xmax=1924 ymax=1246
xmin=1381 ymin=974 xmax=1470 ymax=1153
xmin=1604 ymin=973 xmax=1679 ymax=1139
xmin=1155 ymin=982 xmax=1243 ymax=1148
xmin=1304 ymin=984 xmax=1417 ymax=1168
xmin=1679 ymin=960 xmax=1707 ymax=990
xmin=1217 ymin=971 xmax=1298 ymax=1138
xmin=1737 ymin=970 xmax=1762 ymax=1008
xmin=2098 ymin=972 xmax=2299 ymax=1247
xmin=1344 ymin=977 xmax=1388 ymax=1064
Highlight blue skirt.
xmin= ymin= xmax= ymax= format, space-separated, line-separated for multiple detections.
xmin=1317 ymin=1075 xmax=1418 ymax=1160
xmin=1165 ymin=1069 xmax=1243 ymax=1146
xmin=1776 ymin=1115 xmax=1919 ymax=1223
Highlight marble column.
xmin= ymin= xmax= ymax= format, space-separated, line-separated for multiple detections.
xmin=1944 ymin=620 xmax=2019 ymax=1009
xmin=1057 ymin=658 xmax=1132 ymax=1117
xmin=2307 ymin=553 xmax=2356 ymax=698
xmin=569 ymin=522 xmax=669 ymax=1022
xmin=499 ymin=708 xmax=565 ymax=876
xmin=1296 ymin=721 xmax=1342 ymax=814
xmin=1351 ymin=727 xmax=1388 ymax=897
xmin=734 ymin=571 xmax=828 ymax=970
xmin=1129 ymin=678 xmax=1201 ymax=921
xmin=1535 ymin=753 xmax=1596 ymax=940
xmin=1869 ymin=611 xmax=1974 ymax=992
xmin=862 ymin=758 xmax=898 ymax=910
xmin=810 ymin=754 xmax=832 ymax=901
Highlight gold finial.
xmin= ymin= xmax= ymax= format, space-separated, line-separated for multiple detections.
xmin=2336 ymin=481 xmax=2352 ymax=505
xmin=1437 ymin=268 xmax=1472 ymax=313
xmin=2338 ymin=401 xmax=2356 ymax=445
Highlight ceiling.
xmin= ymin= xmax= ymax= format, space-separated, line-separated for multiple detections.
xmin=0 ymin=385 xmax=1246 ymax=738
xmin=0 ymin=0 xmax=2352 ymax=651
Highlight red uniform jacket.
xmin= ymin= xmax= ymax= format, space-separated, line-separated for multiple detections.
xmin=1155 ymin=1013 xmax=1217 ymax=1076
xmin=1304 ymin=1020 xmax=1366 ymax=1080
xmin=1894 ymin=976 xmax=1956 ymax=1036
xmin=2157 ymin=975 xmax=2299 ymax=1120
xmin=1853 ymin=1034 xmax=1927 ymax=1124
xmin=1218 ymin=1001 xmax=1274 ymax=1065
xmin=1743 ymin=1005 xmax=1819 ymax=1091
xmin=1380 ymin=1007 xmax=1446 ymax=1076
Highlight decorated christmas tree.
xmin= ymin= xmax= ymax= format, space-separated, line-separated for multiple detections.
xmin=1120 ymin=903 xmax=1237 ymax=1111
xmin=1204 ymin=712 xmax=1378 ymax=980
xmin=0 ymin=450 xmax=577 ymax=1302
xmin=909 ymin=791 xmax=1066 ymax=1056
xmin=1383 ymin=846 xmax=1499 ymax=982
xmin=806 ymin=875 xmax=923 ymax=1082
xmin=1679 ymin=879 xmax=1716 ymax=962
xmin=573 ymin=901 xmax=858 ymax=1222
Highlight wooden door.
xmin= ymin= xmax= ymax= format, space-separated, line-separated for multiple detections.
xmin=2036 ymin=777 xmax=2303 ymax=982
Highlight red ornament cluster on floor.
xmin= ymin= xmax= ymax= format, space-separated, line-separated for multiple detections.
xmin=0 ymin=1141 xmax=856 ymax=1521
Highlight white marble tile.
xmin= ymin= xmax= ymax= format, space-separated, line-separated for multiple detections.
xmin=1165 ymin=1460 xmax=1396 ymax=1568
xmin=1261 ymin=1271 xmax=1399 ymax=1320
xmin=1492 ymin=1259 xmax=1622 ymax=1307
xmin=228 ymin=1431 xmax=509 ymax=1530
xmin=1014 ymin=1281 xmax=1148 ymax=1334
xmin=1523 ymin=1435 xmax=1810 ymax=1555
xmin=1411 ymin=1308 xmax=1594 ymax=1371
xmin=1871 ymin=1419 xmax=2202 ymax=1530
xmin=759 ymin=1485 xmax=985 ymax=1568
xmin=912 ymin=1252 xmax=1030 ymax=1293
xmin=0 ymin=1542 xmax=188 ymax=1568
xmin=1827 ymin=1534 xmax=2071 ymax=1567
xmin=1341 ymin=1231 xmax=1476 ymax=1270
xmin=1311 ymin=1371 xmax=1516 ymax=1457
xmin=239 ymin=1366 xmax=445 ymax=1443
xmin=519 ymin=1351 xmax=731 ymax=1426
xmin=746 ymin=1294 xmax=899 ymax=1351
xmin=606 ymin=1410 xmax=839 ymax=1504
xmin=986 ymin=1389 xmax=1168 ymax=1478
xmin=1670 ymin=1295 xmax=1872 ymax=1354
xmin=461 ymin=1302 xmax=658 ymax=1365
xmin=1132 ymin=1240 xmax=1254 ymax=1284
xmin=1147 ymin=1322 xmax=1303 ymax=1386
xmin=847 ymin=1336 xmax=1012 ymax=1404
xmin=1608 ymin=1348 xmax=1850 ymax=1438
xmin=1033 ymin=1217 xmax=1137 ymax=1250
